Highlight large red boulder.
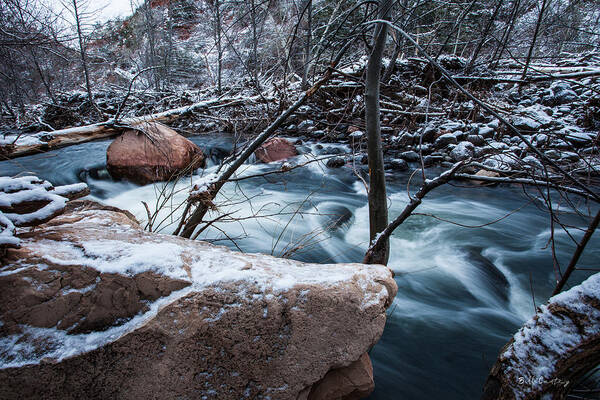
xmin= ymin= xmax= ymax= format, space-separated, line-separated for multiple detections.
xmin=107 ymin=122 xmax=205 ymax=185
xmin=255 ymin=137 xmax=298 ymax=163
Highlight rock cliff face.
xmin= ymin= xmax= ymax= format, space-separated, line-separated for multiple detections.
xmin=0 ymin=200 xmax=396 ymax=400
xmin=106 ymin=122 xmax=205 ymax=185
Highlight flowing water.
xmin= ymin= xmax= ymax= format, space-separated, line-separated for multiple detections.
xmin=2 ymin=134 xmax=599 ymax=399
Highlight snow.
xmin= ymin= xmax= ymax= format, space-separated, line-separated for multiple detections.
xmin=450 ymin=141 xmax=474 ymax=161
xmin=0 ymin=212 xmax=19 ymax=246
xmin=2 ymin=195 xmax=66 ymax=226
xmin=0 ymin=176 xmax=89 ymax=245
xmin=500 ymin=273 xmax=600 ymax=396
xmin=0 ymin=176 xmax=52 ymax=194
xmin=33 ymin=239 xmax=189 ymax=281
xmin=0 ymin=207 xmax=393 ymax=368
xmin=511 ymin=115 xmax=541 ymax=131
xmin=483 ymin=153 xmax=519 ymax=170
xmin=0 ymin=134 xmax=44 ymax=147
xmin=52 ymin=182 xmax=89 ymax=197
xmin=190 ymin=173 xmax=218 ymax=196
xmin=0 ymin=178 xmax=68 ymax=226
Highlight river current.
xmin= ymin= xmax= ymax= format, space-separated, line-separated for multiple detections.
xmin=2 ymin=134 xmax=598 ymax=399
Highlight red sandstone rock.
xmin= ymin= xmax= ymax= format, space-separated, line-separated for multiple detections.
xmin=0 ymin=200 xmax=396 ymax=400
xmin=106 ymin=122 xmax=205 ymax=185
xmin=255 ymin=137 xmax=298 ymax=163
xmin=308 ymin=352 xmax=375 ymax=400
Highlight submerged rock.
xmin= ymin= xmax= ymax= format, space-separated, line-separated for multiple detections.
xmin=326 ymin=156 xmax=346 ymax=168
xmin=255 ymin=137 xmax=299 ymax=163
xmin=106 ymin=122 xmax=205 ymax=185
xmin=0 ymin=200 xmax=396 ymax=400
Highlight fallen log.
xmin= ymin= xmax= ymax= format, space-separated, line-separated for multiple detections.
xmin=1 ymin=95 xmax=268 ymax=160
xmin=482 ymin=273 xmax=600 ymax=400
xmin=452 ymin=68 xmax=600 ymax=84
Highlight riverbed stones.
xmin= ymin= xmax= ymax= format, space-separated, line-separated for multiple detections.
xmin=106 ymin=122 xmax=205 ymax=185
xmin=326 ymin=156 xmax=346 ymax=168
xmin=450 ymin=141 xmax=474 ymax=161
xmin=0 ymin=200 xmax=396 ymax=400
xmin=399 ymin=150 xmax=420 ymax=162
xmin=435 ymin=133 xmax=458 ymax=147
xmin=255 ymin=137 xmax=299 ymax=163
xmin=542 ymin=81 xmax=579 ymax=106
xmin=387 ymin=158 xmax=409 ymax=171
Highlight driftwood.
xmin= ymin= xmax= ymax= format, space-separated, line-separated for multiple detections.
xmin=2 ymin=95 xmax=268 ymax=160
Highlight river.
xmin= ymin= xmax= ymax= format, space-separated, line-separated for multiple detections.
xmin=1 ymin=134 xmax=598 ymax=399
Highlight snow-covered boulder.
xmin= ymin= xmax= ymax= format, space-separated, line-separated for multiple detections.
xmin=478 ymin=126 xmax=496 ymax=139
xmin=387 ymin=158 xmax=409 ymax=171
xmin=435 ymin=132 xmax=458 ymax=147
xmin=483 ymin=153 xmax=519 ymax=171
xmin=521 ymin=155 xmax=543 ymax=171
xmin=564 ymin=130 xmax=595 ymax=147
xmin=510 ymin=115 xmax=541 ymax=131
xmin=450 ymin=141 xmax=474 ymax=161
xmin=482 ymin=273 xmax=600 ymax=399
xmin=255 ymin=137 xmax=298 ymax=163
xmin=106 ymin=122 xmax=206 ymax=185
xmin=542 ymin=81 xmax=579 ymax=106
xmin=519 ymin=105 xmax=553 ymax=127
xmin=0 ymin=200 xmax=396 ymax=399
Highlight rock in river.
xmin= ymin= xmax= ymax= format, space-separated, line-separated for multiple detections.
xmin=106 ymin=122 xmax=205 ymax=185
xmin=0 ymin=200 xmax=396 ymax=400
xmin=255 ymin=137 xmax=299 ymax=163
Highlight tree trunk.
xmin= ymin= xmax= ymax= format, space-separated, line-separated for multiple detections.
xmin=521 ymin=0 xmax=549 ymax=82
xmin=490 ymin=0 xmax=520 ymax=69
xmin=301 ymin=0 xmax=312 ymax=90
xmin=465 ymin=0 xmax=504 ymax=74
xmin=215 ymin=0 xmax=222 ymax=93
xmin=73 ymin=0 xmax=100 ymax=118
xmin=382 ymin=36 xmax=402 ymax=83
xmin=364 ymin=0 xmax=391 ymax=265
xmin=250 ymin=0 xmax=260 ymax=91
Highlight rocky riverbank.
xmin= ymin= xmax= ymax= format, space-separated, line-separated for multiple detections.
xmin=3 ymin=56 xmax=597 ymax=181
